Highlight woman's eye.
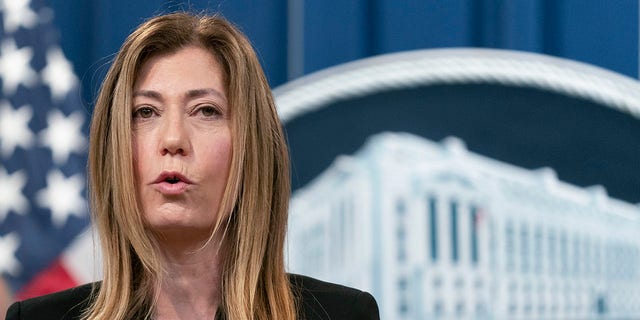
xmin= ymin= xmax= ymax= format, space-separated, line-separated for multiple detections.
xmin=133 ymin=106 xmax=155 ymax=119
xmin=198 ymin=106 xmax=220 ymax=118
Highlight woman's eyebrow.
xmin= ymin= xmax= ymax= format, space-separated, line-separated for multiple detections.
xmin=132 ymin=89 xmax=162 ymax=100
xmin=132 ymin=88 xmax=227 ymax=103
xmin=186 ymin=88 xmax=227 ymax=102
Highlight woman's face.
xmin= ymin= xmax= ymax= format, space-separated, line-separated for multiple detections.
xmin=132 ymin=46 xmax=232 ymax=238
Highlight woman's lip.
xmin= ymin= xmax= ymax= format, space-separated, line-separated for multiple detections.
xmin=153 ymin=181 xmax=191 ymax=195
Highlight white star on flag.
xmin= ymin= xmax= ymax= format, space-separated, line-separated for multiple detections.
xmin=0 ymin=38 xmax=38 ymax=95
xmin=0 ymin=167 xmax=28 ymax=223
xmin=41 ymin=47 xmax=78 ymax=102
xmin=39 ymin=109 xmax=87 ymax=165
xmin=0 ymin=232 xmax=21 ymax=276
xmin=36 ymin=169 xmax=86 ymax=228
xmin=0 ymin=0 xmax=94 ymax=298
xmin=0 ymin=0 xmax=38 ymax=34
xmin=0 ymin=101 xmax=34 ymax=158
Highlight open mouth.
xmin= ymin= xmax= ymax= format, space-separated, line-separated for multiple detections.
xmin=153 ymin=172 xmax=191 ymax=195
xmin=153 ymin=172 xmax=192 ymax=187
xmin=165 ymin=176 xmax=181 ymax=184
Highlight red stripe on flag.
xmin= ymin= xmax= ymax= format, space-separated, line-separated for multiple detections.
xmin=16 ymin=259 xmax=78 ymax=300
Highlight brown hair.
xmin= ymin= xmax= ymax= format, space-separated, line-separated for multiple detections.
xmin=85 ymin=12 xmax=295 ymax=320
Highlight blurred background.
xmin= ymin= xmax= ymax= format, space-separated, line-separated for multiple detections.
xmin=52 ymin=0 xmax=638 ymax=98
xmin=1 ymin=0 xmax=639 ymax=319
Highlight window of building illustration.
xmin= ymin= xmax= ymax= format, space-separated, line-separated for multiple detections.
xmin=489 ymin=218 xmax=497 ymax=270
xmin=560 ymin=231 xmax=568 ymax=275
xmin=521 ymin=222 xmax=529 ymax=273
xmin=505 ymin=220 xmax=515 ymax=272
xmin=584 ymin=236 xmax=591 ymax=276
xmin=428 ymin=195 xmax=438 ymax=262
xmin=451 ymin=199 xmax=459 ymax=263
xmin=470 ymin=205 xmax=479 ymax=266
xmin=548 ymin=228 xmax=556 ymax=275
xmin=534 ymin=225 xmax=543 ymax=274
xmin=572 ymin=235 xmax=580 ymax=277
xmin=396 ymin=198 xmax=407 ymax=263
xmin=593 ymin=237 xmax=601 ymax=277
xmin=397 ymin=276 xmax=409 ymax=316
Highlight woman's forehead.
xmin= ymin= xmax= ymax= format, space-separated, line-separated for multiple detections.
xmin=133 ymin=46 xmax=227 ymax=100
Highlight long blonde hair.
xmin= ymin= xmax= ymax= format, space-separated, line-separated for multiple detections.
xmin=85 ymin=12 xmax=295 ymax=320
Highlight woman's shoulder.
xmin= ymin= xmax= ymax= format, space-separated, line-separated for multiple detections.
xmin=5 ymin=283 xmax=96 ymax=320
xmin=288 ymin=274 xmax=380 ymax=320
xmin=6 ymin=277 xmax=379 ymax=319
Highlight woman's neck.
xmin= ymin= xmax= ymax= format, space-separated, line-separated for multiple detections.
xmin=154 ymin=232 xmax=223 ymax=320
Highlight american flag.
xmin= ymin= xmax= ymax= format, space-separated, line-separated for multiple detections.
xmin=0 ymin=0 xmax=97 ymax=302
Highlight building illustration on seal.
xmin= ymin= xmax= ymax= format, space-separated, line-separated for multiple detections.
xmin=286 ymin=132 xmax=640 ymax=320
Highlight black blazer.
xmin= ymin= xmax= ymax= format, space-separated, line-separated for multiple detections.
xmin=6 ymin=274 xmax=379 ymax=320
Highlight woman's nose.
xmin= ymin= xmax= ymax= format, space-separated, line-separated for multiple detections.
xmin=159 ymin=114 xmax=189 ymax=156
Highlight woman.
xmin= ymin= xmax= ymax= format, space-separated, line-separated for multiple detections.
xmin=6 ymin=12 xmax=379 ymax=320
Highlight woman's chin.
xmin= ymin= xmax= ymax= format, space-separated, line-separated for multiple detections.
xmin=147 ymin=222 xmax=214 ymax=241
